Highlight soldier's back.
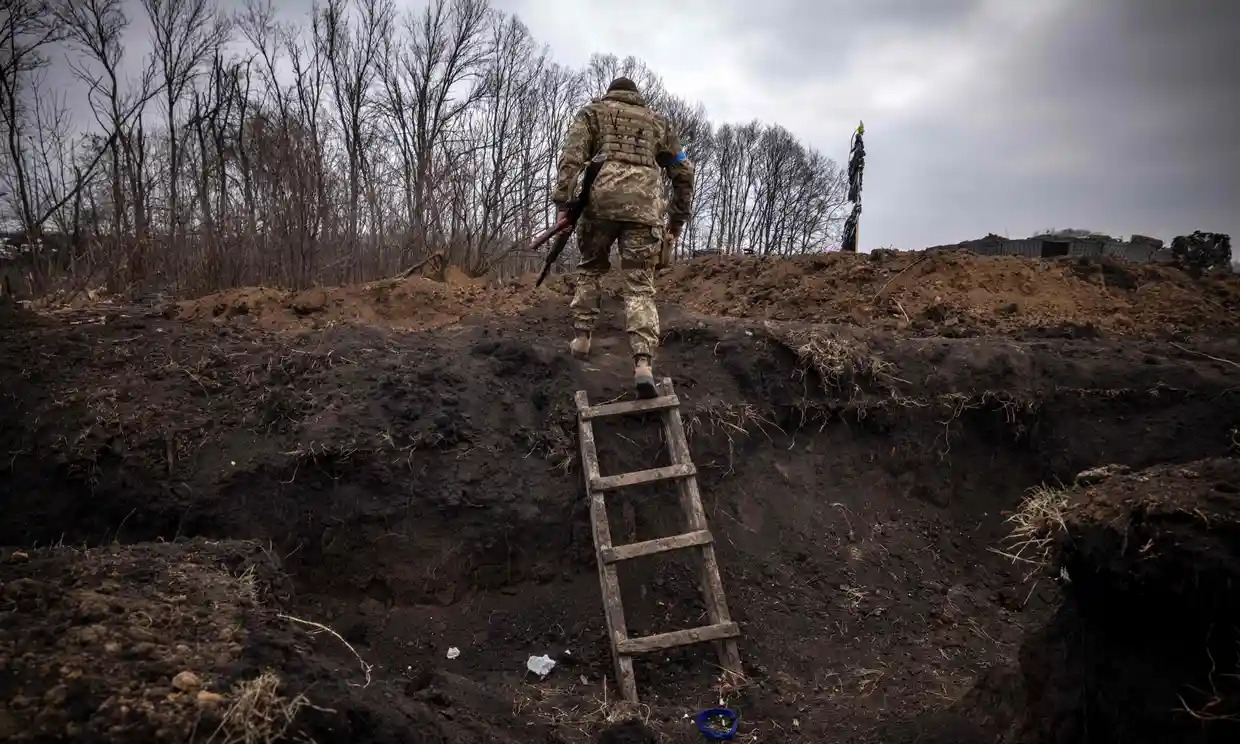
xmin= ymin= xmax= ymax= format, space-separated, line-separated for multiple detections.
xmin=583 ymin=91 xmax=669 ymax=227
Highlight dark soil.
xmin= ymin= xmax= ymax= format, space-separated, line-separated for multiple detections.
xmin=0 ymin=539 xmax=556 ymax=743
xmin=1010 ymin=459 xmax=1240 ymax=744
xmin=3 ymin=291 xmax=1240 ymax=743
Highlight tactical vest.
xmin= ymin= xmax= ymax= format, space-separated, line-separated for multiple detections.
xmin=595 ymin=102 xmax=660 ymax=168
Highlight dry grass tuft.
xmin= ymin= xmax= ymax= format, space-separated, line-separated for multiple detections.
xmin=209 ymin=670 xmax=312 ymax=744
xmin=776 ymin=327 xmax=898 ymax=399
xmin=714 ymin=667 xmax=753 ymax=706
xmin=235 ymin=565 xmax=259 ymax=604
xmin=993 ymin=484 xmax=1073 ymax=576
xmin=513 ymin=681 xmax=653 ymax=743
xmin=524 ymin=403 xmax=577 ymax=472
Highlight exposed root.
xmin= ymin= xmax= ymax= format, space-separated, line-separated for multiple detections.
xmin=277 ymin=613 xmax=373 ymax=688
xmin=684 ymin=403 xmax=782 ymax=443
xmin=1169 ymin=342 xmax=1240 ymax=372
xmin=776 ymin=327 xmax=898 ymax=399
xmin=682 ymin=403 xmax=783 ymax=476
xmin=1175 ymin=640 xmax=1240 ymax=723
xmin=209 ymin=670 xmax=315 ymax=744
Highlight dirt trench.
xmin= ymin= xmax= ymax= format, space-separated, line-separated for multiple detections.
xmin=2 ymin=297 xmax=1240 ymax=742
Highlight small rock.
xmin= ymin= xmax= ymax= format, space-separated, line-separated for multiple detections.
xmin=129 ymin=642 xmax=156 ymax=659
xmin=1075 ymin=464 xmax=1131 ymax=486
xmin=172 ymin=671 xmax=202 ymax=692
xmin=0 ymin=708 xmax=19 ymax=739
xmin=76 ymin=626 xmax=103 ymax=645
xmin=43 ymin=685 xmax=68 ymax=705
xmin=196 ymin=691 xmax=224 ymax=710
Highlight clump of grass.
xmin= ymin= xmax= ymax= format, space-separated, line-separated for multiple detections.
xmin=776 ymin=327 xmax=898 ymax=399
xmin=209 ymin=670 xmax=311 ymax=744
xmin=513 ymin=682 xmax=652 ymax=743
xmin=994 ymin=484 xmax=1073 ymax=575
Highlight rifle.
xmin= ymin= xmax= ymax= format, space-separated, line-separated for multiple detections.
xmin=532 ymin=154 xmax=607 ymax=287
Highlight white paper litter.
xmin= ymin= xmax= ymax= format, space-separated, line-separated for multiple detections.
xmin=446 ymin=647 xmax=461 ymax=660
xmin=526 ymin=654 xmax=556 ymax=679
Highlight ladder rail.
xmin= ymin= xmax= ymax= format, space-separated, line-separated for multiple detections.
xmin=655 ymin=378 xmax=744 ymax=676
xmin=574 ymin=390 xmax=638 ymax=703
xmin=575 ymin=379 xmax=743 ymax=705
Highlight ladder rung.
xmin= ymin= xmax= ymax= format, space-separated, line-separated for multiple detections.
xmin=600 ymin=530 xmax=713 ymax=564
xmin=590 ymin=463 xmax=696 ymax=492
xmin=580 ymin=395 xmax=680 ymax=420
xmin=616 ymin=622 xmax=741 ymax=655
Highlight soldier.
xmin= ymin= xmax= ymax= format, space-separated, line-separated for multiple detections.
xmin=552 ymin=76 xmax=695 ymax=399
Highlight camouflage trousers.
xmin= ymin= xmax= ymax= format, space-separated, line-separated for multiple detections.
xmin=569 ymin=218 xmax=661 ymax=359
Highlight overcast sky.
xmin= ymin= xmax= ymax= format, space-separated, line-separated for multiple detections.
xmin=44 ymin=0 xmax=1239 ymax=253
xmin=492 ymin=0 xmax=1239 ymax=251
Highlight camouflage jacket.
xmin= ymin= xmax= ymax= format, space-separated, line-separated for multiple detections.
xmin=552 ymin=89 xmax=695 ymax=229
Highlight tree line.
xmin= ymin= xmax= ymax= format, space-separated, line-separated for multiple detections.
xmin=1 ymin=0 xmax=848 ymax=297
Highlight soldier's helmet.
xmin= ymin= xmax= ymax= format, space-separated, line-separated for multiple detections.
xmin=607 ymin=76 xmax=639 ymax=93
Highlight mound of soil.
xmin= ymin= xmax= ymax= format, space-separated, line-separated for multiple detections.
xmin=4 ymin=290 xmax=1240 ymax=742
xmin=658 ymin=251 xmax=1240 ymax=337
xmin=0 ymin=540 xmax=274 ymax=742
xmin=1005 ymin=459 xmax=1240 ymax=744
xmin=173 ymin=275 xmax=557 ymax=331
xmin=0 ymin=539 xmax=553 ymax=743
xmin=172 ymin=251 xmax=1240 ymax=340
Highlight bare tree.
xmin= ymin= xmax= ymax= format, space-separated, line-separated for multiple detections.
xmin=56 ymin=0 xmax=158 ymax=241
xmin=140 ymin=0 xmax=230 ymax=239
xmin=10 ymin=0 xmax=847 ymax=297
xmin=379 ymin=0 xmax=487 ymax=255
xmin=0 ymin=0 xmax=62 ymax=235
xmin=317 ymin=0 xmax=393 ymax=255
xmin=582 ymin=52 xmax=665 ymax=104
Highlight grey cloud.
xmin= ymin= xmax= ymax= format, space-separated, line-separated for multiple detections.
xmin=710 ymin=0 xmax=989 ymax=82
xmin=44 ymin=0 xmax=1240 ymax=252
xmin=825 ymin=0 xmax=1240 ymax=247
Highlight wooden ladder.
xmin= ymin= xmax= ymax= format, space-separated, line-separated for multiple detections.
xmin=574 ymin=376 xmax=743 ymax=704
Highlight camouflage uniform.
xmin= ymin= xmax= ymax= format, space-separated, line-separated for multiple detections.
xmin=552 ymin=82 xmax=695 ymax=364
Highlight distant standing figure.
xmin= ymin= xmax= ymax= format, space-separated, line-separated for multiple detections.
xmin=552 ymin=76 xmax=695 ymax=398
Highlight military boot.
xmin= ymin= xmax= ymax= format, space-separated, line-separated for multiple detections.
xmin=569 ymin=332 xmax=591 ymax=359
xmin=634 ymin=355 xmax=657 ymax=399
